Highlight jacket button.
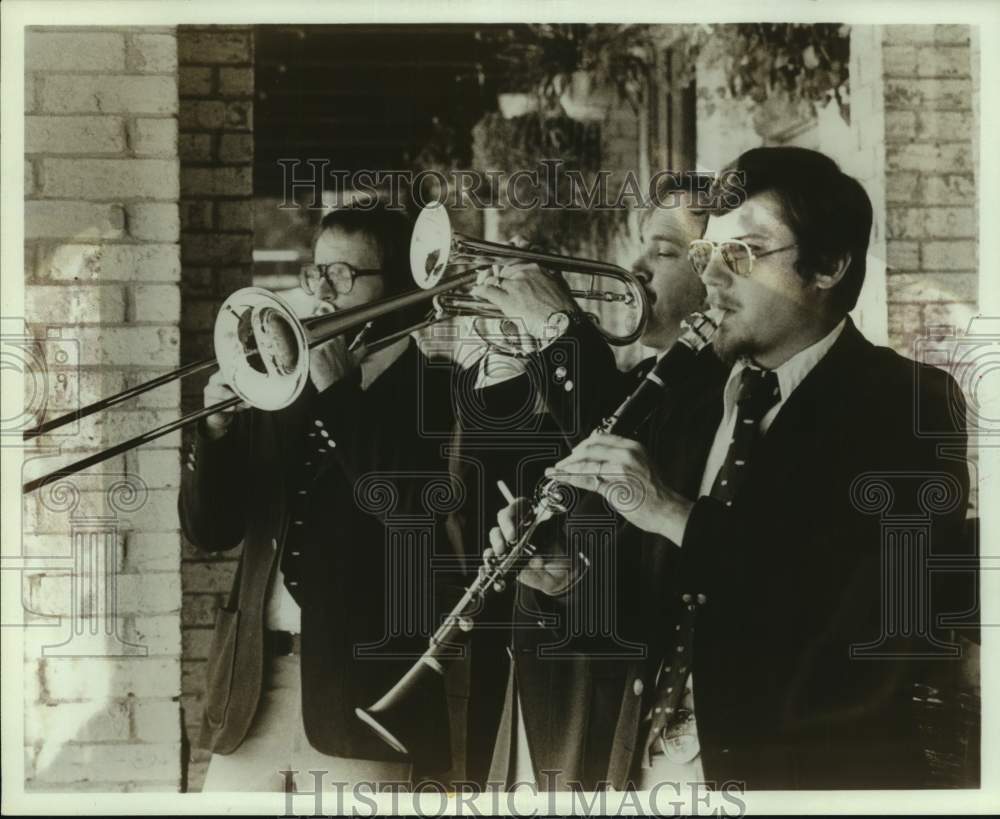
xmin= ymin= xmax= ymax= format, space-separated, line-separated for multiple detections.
xmin=314 ymin=419 xmax=324 ymax=428
xmin=632 ymin=678 xmax=644 ymax=696
xmin=681 ymin=593 xmax=692 ymax=603
xmin=326 ymin=439 xmax=336 ymax=448
xmin=697 ymin=593 xmax=707 ymax=604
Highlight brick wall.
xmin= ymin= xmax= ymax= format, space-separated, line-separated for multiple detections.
xmin=176 ymin=24 xmax=255 ymax=793
xmin=22 ymin=26 xmax=183 ymax=791
xmin=883 ymin=25 xmax=978 ymax=355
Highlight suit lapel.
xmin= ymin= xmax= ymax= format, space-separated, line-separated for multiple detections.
xmin=742 ymin=319 xmax=870 ymax=502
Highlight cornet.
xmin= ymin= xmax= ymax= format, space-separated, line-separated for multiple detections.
xmin=22 ymin=205 xmax=647 ymax=493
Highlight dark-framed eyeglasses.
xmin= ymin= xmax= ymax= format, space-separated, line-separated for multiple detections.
xmin=299 ymin=262 xmax=383 ymax=296
xmin=687 ymin=239 xmax=797 ymax=278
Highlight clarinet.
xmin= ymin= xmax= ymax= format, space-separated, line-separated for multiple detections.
xmin=354 ymin=310 xmax=721 ymax=770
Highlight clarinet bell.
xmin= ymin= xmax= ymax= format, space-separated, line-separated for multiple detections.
xmin=355 ymin=658 xmax=452 ymax=776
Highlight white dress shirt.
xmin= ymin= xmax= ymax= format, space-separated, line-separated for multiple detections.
xmin=264 ymin=337 xmax=411 ymax=633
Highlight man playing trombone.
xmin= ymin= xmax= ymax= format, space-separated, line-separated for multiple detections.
xmin=488 ymin=148 xmax=970 ymax=790
xmin=180 ymin=204 xmax=457 ymax=791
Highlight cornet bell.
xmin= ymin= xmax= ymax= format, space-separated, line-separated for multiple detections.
xmin=410 ymin=203 xmax=454 ymax=289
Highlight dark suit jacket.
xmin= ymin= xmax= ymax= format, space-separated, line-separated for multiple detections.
xmin=447 ymin=321 xmax=629 ymax=785
xmin=515 ymin=319 xmax=970 ymax=790
xmin=179 ymin=341 xmax=458 ymax=766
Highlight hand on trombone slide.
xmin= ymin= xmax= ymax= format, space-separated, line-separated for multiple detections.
xmin=202 ymin=371 xmax=249 ymax=440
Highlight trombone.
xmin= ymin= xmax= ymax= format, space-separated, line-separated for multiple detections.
xmin=22 ymin=205 xmax=647 ymax=494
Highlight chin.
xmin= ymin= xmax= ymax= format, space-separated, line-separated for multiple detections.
xmin=710 ymin=321 xmax=748 ymax=366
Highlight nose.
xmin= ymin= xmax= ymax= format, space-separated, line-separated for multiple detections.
xmin=698 ymin=248 xmax=732 ymax=290
xmin=631 ymin=253 xmax=652 ymax=285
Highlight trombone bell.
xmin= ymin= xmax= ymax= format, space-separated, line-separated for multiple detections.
xmin=214 ymin=287 xmax=310 ymax=411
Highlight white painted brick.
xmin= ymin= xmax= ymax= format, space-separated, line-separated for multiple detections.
xmin=132 ymin=449 xmax=180 ymax=490
xmin=25 ymin=571 xmax=181 ymax=617
xmin=69 ymin=327 xmax=179 ymax=366
xmin=25 ymin=72 xmax=38 ymax=113
xmin=26 ymin=116 xmax=125 ymax=155
xmin=40 ymin=76 xmax=177 ymax=116
xmin=133 ymin=284 xmax=181 ymax=322
xmin=124 ymin=531 xmax=182 ymax=572
xmin=29 ymin=741 xmax=181 ymax=784
xmin=884 ymin=78 xmax=972 ymax=111
xmin=126 ymin=203 xmax=180 ymax=241
xmin=126 ymin=615 xmax=182 ymax=657
xmin=923 ymin=301 xmax=977 ymax=331
xmin=39 ymin=243 xmax=181 ymax=282
xmin=25 ymin=202 xmax=125 ymax=240
xmin=882 ymin=45 xmax=918 ymax=76
xmin=42 ymin=657 xmax=179 ymax=700
xmin=886 ymin=271 xmax=978 ymax=302
xmin=26 ymin=31 xmax=126 ymax=72
xmin=39 ymin=368 xmax=180 ymax=415
xmin=133 ymin=700 xmax=181 ymax=742
xmin=24 ymin=700 xmax=131 ymax=744
xmin=917 ymin=174 xmax=976 ymax=205
xmin=26 ymin=284 xmax=126 ymax=324
xmin=884 ymin=26 xmax=935 ymax=45
xmin=887 ymin=240 xmax=920 ymax=270
xmin=922 ymin=240 xmax=977 ymax=270
xmin=130 ymin=34 xmax=178 ymax=74
xmin=916 ymin=48 xmax=970 ymax=78
xmin=886 ymin=143 xmax=973 ymax=173
xmin=130 ymin=119 xmax=178 ymax=158
xmin=916 ymin=110 xmax=976 ymax=141
xmin=887 ymin=207 xmax=975 ymax=239
xmin=39 ymin=158 xmax=179 ymax=200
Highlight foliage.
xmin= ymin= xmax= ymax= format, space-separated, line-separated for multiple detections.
xmin=470 ymin=112 xmax=627 ymax=255
xmin=687 ymin=23 xmax=851 ymax=121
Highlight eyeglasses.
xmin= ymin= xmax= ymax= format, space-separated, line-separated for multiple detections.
xmin=299 ymin=262 xmax=382 ymax=296
xmin=687 ymin=239 xmax=797 ymax=278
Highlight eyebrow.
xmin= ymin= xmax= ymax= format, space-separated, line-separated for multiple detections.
xmin=646 ymin=233 xmax=685 ymax=244
xmin=733 ymin=232 xmax=768 ymax=242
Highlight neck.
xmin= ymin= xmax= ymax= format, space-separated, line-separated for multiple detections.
xmin=753 ymin=314 xmax=843 ymax=370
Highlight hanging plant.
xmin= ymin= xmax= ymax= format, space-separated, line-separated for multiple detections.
xmin=696 ymin=23 xmax=851 ymax=121
xmin=470 ymin=111 xmax=627 ymax=256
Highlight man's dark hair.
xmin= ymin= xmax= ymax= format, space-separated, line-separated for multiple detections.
xmin=710 ymin=147 xmax=873 ymax=313
xmin=314 ymin=205 xmax=413 ymax=297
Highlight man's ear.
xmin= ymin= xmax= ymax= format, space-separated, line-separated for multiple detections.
xmin=813 ymin=252 xmax=851 ymax=293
